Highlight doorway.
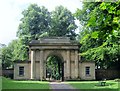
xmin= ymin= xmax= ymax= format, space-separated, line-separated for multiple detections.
xmin=46 ymin=55 xmax=64 ymax=81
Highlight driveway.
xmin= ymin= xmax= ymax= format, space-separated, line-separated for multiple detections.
xmin=49 ymin=82 xmax=79 ymax=91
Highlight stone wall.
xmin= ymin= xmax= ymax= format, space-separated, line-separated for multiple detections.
xmin=79 ymin=62 xmax=95 ymax=80
xmin=43 ymin=49 xmax=80 ymax=80
xmin=14 ymin=63 xmax=31 ymax=80
xmin=14 ymin=49 xmax=95 ymax=80
xmin=14 ymin=37 xmax=95 ymax=80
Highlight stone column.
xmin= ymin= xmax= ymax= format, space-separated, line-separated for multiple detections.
xmin=66 ymin=50 xmax=70 ymax=79
xmin=64 ymin=61 xmax=66 ymax=79
xmin=40 ymin=50 xmax=44 ymax=80
xmin=31 ymin=50 xmax=35 ymax=79
xmin=75 ymin=50 xmax=79 ymax=78
xmin=44 ymin=59 xmax=46 ymax=79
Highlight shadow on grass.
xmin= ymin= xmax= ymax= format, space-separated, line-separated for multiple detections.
xmin=95 ymin=82 xmax=116 ymax=87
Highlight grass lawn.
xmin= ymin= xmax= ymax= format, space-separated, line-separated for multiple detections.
xmin=67 ymin=80 xmax=120 ymax=91
xmin=0 ymin=76 xmax=2 ymax=91
xmin=1 ymin=76 xmax=120 ymax=91
xmin=2 ymin=77 xmax=50 ymax=91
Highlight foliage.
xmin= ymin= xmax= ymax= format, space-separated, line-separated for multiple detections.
xmin=10 ymin=4 xmax=52 ymax=65
xmin=75 ymin=1 xmax=120 ymax=69
xmin=46 ymin=56 xmax=62 ymax=80
xmin=1 ymin=39 xmax=28 ymax=69
xmin=49 ymin=6 xmax=77 ymax=40
xmin=1 ymin=46 xmax=12 ymax=69
xmin=17 ymin=4 xmax=77 ymax=44
xmin=16 ymin=4 xmax=77 ymax=61
xmin=1 ymin=4 xmax=77 ymax=69
xmin=11 ymin=39 xmax=28 ymax=61
xmin=17 ymin=4 xmax=51 ymax=44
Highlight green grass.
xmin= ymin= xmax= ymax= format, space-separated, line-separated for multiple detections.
xmin=0 ymin=76 xmax=2 ymax=91
xmin=2 ymin=77 xmax=50 ymax=90
xmin=67 ymin=80 xmax=120 ymax=91
xmin=2 ymin=76 xmax=120 ymax=91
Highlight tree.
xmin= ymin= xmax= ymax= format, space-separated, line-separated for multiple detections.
xmin=16 ymin=4 xmax=78 ymax=60
xmin=17 ymin=4 xmax=51 ymax=44
xmin=1 ymin=45 xmax=13 ymax=69
xmin=1 ymin=39 xmax=29 ymax=69
xmin=0 ymin=43 xmax=6 ymax=68
xmin=1 ymin=4 xmax=78 ymax=69
xmin=75 ymin=1 xmax=120 ymax=69
xmin=49 ymin=6 xmax=77 ymax=40
xmin=17 ymin=4 xmax=51 ymax=60
xmin=11 ymin=39 xmax=28 ymax=61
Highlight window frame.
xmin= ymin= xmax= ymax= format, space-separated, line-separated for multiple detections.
xmin=85 ymin=66 xmax=90 ymax=76
xmin=19 ymin=66 xmax=24 ymax=76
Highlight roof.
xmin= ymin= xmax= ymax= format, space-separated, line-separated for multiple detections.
xmin=14 ymin=60 xmax=31 ymax=63
xmin=29 ymin=37 xmax=80 ymax=46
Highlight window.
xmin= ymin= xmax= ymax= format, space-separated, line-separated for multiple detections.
xmin=85 ymin=67 xmax=90 ymax=76
xmin=19 ymin=66 xmax=24 ymax=76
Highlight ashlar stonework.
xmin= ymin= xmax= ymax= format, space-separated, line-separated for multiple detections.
xmin=14 ymin=37 xmax=95 ymax=80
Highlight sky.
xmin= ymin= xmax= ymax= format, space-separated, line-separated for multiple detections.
xmin=0 ymin=0 xmax=82 ymax=45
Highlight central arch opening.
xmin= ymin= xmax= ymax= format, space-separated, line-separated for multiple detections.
xmin=46 ymin=54 xmax=64 ymax=81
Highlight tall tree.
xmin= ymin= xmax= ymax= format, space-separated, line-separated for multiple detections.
xmin=75 ymin=1 xmax=120 ymax=69
xmin=1 ymin=4 xmax=78 ymax=69
xmin=17 ymin=4 xmax=51 ymax=60
xmin=50 ymin=6 xmax=77 ymax=40
xmin=17 ymin=4 xmax=51 ymax=44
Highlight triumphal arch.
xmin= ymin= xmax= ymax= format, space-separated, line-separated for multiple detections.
xmin=14 ymin=37 xmax=95 ymax=80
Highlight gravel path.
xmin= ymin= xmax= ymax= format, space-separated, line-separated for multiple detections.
xmin=49 ymin=82 xmax=79 ymax=91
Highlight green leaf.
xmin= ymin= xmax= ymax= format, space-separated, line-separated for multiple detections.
xmin=80 ymin=34 xmax=89 ymax=43
xmin=91 ymin=31 xmax=99 ymax=39
xmin=100 ymin=2 xmax=106 ymax=10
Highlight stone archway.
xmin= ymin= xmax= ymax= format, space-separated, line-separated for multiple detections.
xmin=29 ymin=37 xmax=80 ymax=81
xmin=45 ymin=52 xmax=64 ymax=81
xmin=14 ymin=37 xmax=95 ymax=80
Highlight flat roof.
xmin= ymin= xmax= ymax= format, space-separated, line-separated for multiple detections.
xmin=29 ymin=37 xmax=80 ymax=46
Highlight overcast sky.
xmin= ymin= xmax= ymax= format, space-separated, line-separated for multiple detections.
xmin=0 ymin=0 xmax=82 ymax=45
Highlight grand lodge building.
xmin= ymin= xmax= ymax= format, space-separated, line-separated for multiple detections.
xmin=14 ymin=37 xmax=95 ymax=81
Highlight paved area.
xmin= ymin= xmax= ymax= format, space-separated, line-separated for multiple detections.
xmin=49 ymin=82 xmax=79 ymax=91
